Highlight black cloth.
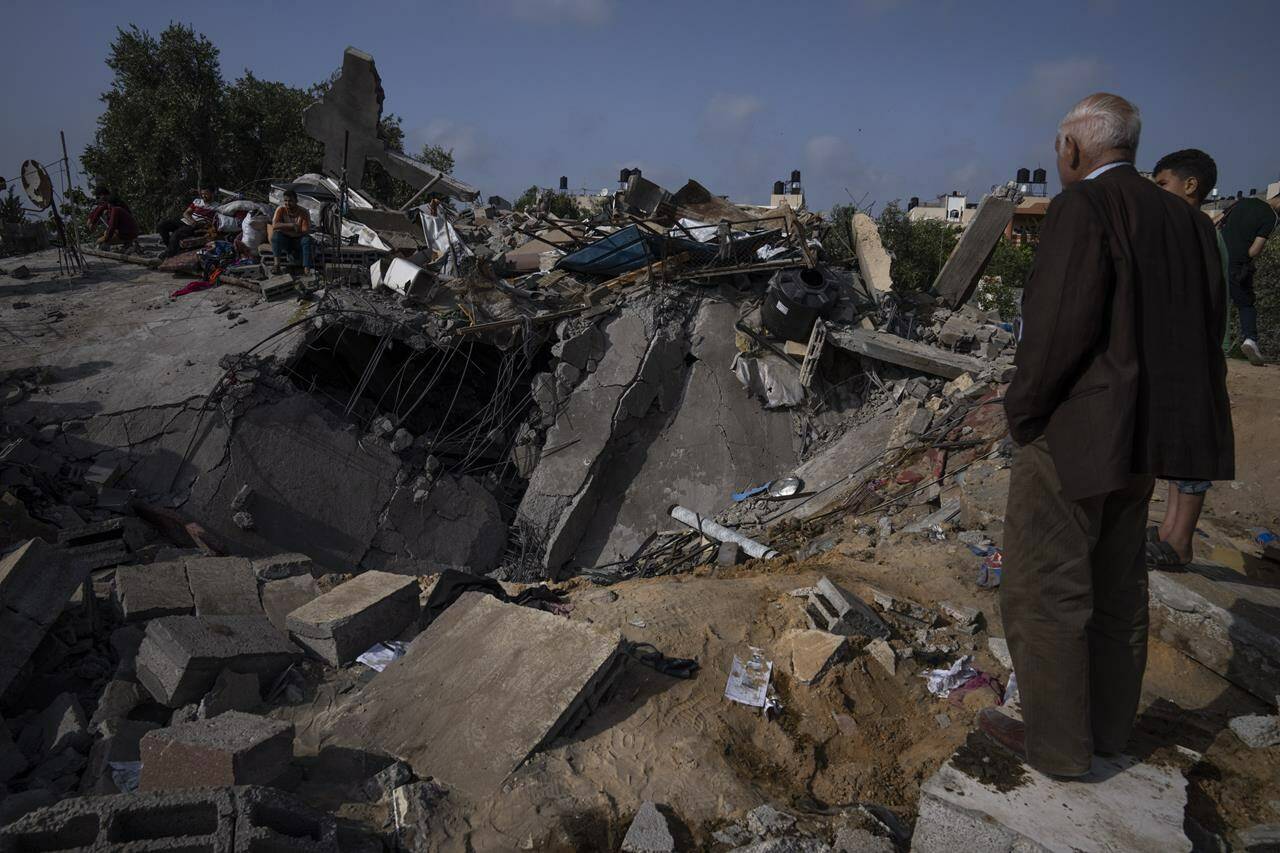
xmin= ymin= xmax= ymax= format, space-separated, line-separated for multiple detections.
xmin=422 ymin=569 xmax=566 ymax=627
xmin=1005 ymin=164 xmax=1234 ymax=500
xmin=158 ymin=218 xmax=199 ymax=256
xmin=1219 ymin=196 xmax=1277 ymax=274
xmin=1229 ymin=263 xmax=1260 ymax=342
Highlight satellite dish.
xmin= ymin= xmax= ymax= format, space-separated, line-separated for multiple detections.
xmin=21 ymin=160 xmax=53 ymax=210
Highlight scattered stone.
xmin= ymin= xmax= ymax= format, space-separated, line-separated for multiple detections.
xmin=1239 ymin=824 xmax=1280 ymax=851
xmin=251 ymin=552 xmax=317 ymax=581
xmin=88 ymin=679 xmax=147 ymax=733
xmin=939 ymin=600 xmax=982 ymax=633
xmin=718 ymin=541 xmax=743 ymax=567
xmin=40 ymin=692 xmax=90 ymax=755
xmin=230 ymin=484 xmax=253 ymax=511
xmin=779 ymin=629 xmax=848 ymax=684
xmin=362 ymin=760 xmax=414 ymax=802
xmin=746 ymin=804 xmax=796 ymax=838
xmin=390 ymin=429 xmax=413 ymax=452
xmin=139 ymin=711 xmax=294 ymax=791
xmin=198 ymin=669 xmax=261 ymax=719
xmin=114 ymin=561 xmax=194 ymax=622
xmin=135 ymin=614 xmax=300 ymax=707
xmin=79 ymin=719 xmax=158 ymax=795
xmin=987 ymin=637 xmax=1012 ymax=670
xmin=1229 ymin=714 xmax=1280 ymax=749
xmin=865 ymin=638 xmax=896 ymax=676
xmin=261 ymin=573 xmax=320 ymax=632
xmin=185 ymin=556 xmax=262 ymax=616
xmin=0 ymin=538 xmax=89 ymax=695
xmin=621 ymin=801 xmax=675 ymax=853
xmin=232 ymin=510 xmax=256 ymax=530
xmin=286 ymin=570 xmax=419 ymax=666
xmin=832 ymin=826 xmax=895 ymax=852
xmin=806 ymin=577 xmax=889 ymax=639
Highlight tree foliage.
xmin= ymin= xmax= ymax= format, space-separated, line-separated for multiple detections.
xmin=821 ymin=203 xmax=858 ymax=261
xmin=80 ymin=23 xmax=459 ymax=228
xmin=82 ymin=24 xmax=225 ymax=228
xmin=514 ymin=185 xmax=582 ymax=218
xmin=876 ymin=201 xmax=959 ymax=291
xmin=1 ymin=189 xmax=26 ymax=225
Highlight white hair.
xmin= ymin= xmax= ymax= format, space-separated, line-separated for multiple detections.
xmin=1057 ymin=93 xmax=1142 ymax=157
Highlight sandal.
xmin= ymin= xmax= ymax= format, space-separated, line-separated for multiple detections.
xmin=1145 ymin=539 xmax=1189 ymax=568
xmin=625 ymin=642 xmax=700 ymax=679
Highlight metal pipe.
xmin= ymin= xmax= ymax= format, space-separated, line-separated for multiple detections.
xmin=668 ymin=504 xmax=779 ymax=559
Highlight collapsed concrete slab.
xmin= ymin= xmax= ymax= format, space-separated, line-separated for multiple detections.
xmin=852 ymin=212 xmax=892 ymax=293
xmin=519 ymin=299 xmax=798 ymax=574
xmin=136 ymin=615 xmax=300 ymax=707
xmin=139 ymin=711 xmax=294 ymax=791
xmin=332 ymin=592 xmax=623 ymax=796
xmin=0 ymin=785 xmax=337 ymax=852
xmin=186 ymin=556 xmax=262 ymax=616
xmin=911 ymin=750 xmax=1190 ymax=852
xmin=827 ymin=327 xmax=990 ymax=380
xmin=286 ymin=570 xmax=418 ymax=666
xmin=0 ymin=538 xmax=89 ymax=696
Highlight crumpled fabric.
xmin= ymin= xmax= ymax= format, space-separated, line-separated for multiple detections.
xmin=170 ymin=280 xmax=218 ymax=298
xmin=922 ymin=655 xmax=979 ymax=697
xmin=947 ymin=671 xmax=1004 ymax=706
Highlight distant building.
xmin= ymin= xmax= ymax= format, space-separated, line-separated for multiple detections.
xmin=1201 ymin=178 xmax=1280 ymax=215
xmin=907 ymin=167 xmax=1053 ymax=244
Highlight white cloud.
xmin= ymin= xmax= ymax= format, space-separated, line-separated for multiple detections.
xmin=504 ymin=0 xmax=614 ymax=25
xmin=704 ymin=93 xmax=763 ymax=127
xmin=417 ymin=119 xmax=493 ymax=170
xmin=1010 ymin=57 xmax=1110 ymax=125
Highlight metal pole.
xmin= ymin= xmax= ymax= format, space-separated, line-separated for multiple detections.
xmin=668 ymin=504 xmax=779 ymax=559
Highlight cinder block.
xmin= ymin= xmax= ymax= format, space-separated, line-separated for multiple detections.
xmin=114 ymin=561 xmax=194 ymax=622
xmin=139 ymin=712 xmax=294 ymax=791
xmin=286 ymin=571 xmax=419 ymax=666
xmin=185 ymin=556 xmax=262 ymax=616
xmin=135 ymin=615 xmax=300 ymax=707
xmin=806 ymin=576 xmax=889 ymax=639
xmin=0 ymin=785 xmax=332 ymax=851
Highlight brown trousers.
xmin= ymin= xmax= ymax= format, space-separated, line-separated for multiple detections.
xmin=1000 ymin=437 xmax=1155 ymax=775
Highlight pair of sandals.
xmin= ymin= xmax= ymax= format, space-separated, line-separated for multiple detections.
xmin=1144 ymin=525 xmax=1190 ymax=567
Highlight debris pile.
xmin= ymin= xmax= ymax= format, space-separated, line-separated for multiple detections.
xmin=3 ymin=42 xmax=1279 ymax=853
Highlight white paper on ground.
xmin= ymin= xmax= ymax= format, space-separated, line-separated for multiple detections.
xmin=725 ymin=655 xmax=773 ymax=707
xmin=922 ymin=655 xmax=977 ymax=697
xmin=358 ymin=640 xmax=408 ymax=672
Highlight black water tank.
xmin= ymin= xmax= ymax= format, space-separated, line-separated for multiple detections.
xmin=772 ymin=180 xmax=785 ymax=194
xmin=790 ymin=170 xmax=801 ymax=183
xmin=908 ymin=196 xmax=920 ymax=210
xmin=1032 ymin=167 xmax=1047 ymax=183
xmin=761 ymin=268 xmax=838 ymax=342
xmin=619 ymin=168 xmax=631 ymax=183
xmin=558 ymin=176 xmax=568 ymax=191
xmin=632 ymin=168 xmax=642 ymax=178
xmin=1016 ymin=167 xmax=1031 ymax=184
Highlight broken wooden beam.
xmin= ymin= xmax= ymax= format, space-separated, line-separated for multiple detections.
xmin=81 ymin=247 xmax=161 ymax=268
xmin=826 ymin=327 xmax=989 ymax=380
xmin=930 ymin=194 xmax=1016 ymax=309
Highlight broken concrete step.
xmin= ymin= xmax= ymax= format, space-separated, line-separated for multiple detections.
xmin=286 ymin=570 xmax=418 ymax=666
xmin=135 ymin=615 xmax=300 ymax=707
xmin=185 ymin=556 xmax=263 ymax=616
xmin=139 ymin=711 xmax=294 ymax=791
xmin=806 ymin=577 xmax=889 ymax=639
xmin=777 ymin=629 xmax=848 ymax=684
xmin=331 ymin=591 xmax=622 ymax=797
xmin=911 ymin=751 xmax=1190 ymax=852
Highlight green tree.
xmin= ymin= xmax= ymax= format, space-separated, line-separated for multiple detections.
xmin=514 ymin=185 xmax=582 ymax=218
xmin=821 ymin=203 xmax=858 ymax=261
xmin=876 ymin=201 xmax=959 ymax=290
xmin=82 ymin=24 xmax=225 ymax=229
xmin=1 ymin=188 xmax=26 ymax=225
xmin=221 ymin=72 xmax=322 ymax=192
xmin=420 ymin=144 xmax=454 ymax=175
xmin=979 ymin=238 xmax=1036 ymax=318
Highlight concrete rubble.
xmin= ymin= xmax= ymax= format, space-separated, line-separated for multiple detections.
xmin=0 ymin=39 xmax=1275 ymax=852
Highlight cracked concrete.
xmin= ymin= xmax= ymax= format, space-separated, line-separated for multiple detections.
xmin=518 ymin=297 xmax=799 ymax=575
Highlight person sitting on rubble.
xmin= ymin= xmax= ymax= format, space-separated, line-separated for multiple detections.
xmin=157 ymin=187 xmax=218 ymax=258
xmin=269 ymin=189 xmax=315 ymax=276
xmin=86 ymin=186 xmax=141 ymax=253
xmin=1147 ymin=148 xmax=1229 ymax=567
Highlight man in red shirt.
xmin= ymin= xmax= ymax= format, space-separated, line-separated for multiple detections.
xmin=87 ymin=187 xmax=140 ymax=252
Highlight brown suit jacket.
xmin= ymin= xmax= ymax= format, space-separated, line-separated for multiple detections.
xmin=1005 ymin=164 xmax=1234 ymax=500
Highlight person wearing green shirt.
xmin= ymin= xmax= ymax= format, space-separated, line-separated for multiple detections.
xmin=1218 ymin=189 xmax=1280 ymax=365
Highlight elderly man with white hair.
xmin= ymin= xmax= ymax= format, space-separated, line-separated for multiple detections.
xmin=980 ymin=93 xmax=1235 ymax=777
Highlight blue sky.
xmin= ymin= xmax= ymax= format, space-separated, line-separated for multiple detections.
xmin=2 ymin=0 xmax=1276 ymax=213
